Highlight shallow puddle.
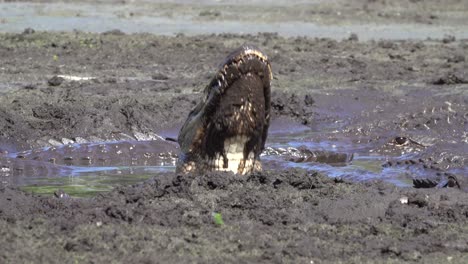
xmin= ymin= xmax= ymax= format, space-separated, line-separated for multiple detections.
xmin=264 ymin=130 xmax=414 ymax=187
xmin=1 ymin=126 xmax=452 ymax=197
xmin=17 ymin=166 xmax=174 ymax=197
xmin=0 ymin=140 xmax=178 ymax=197
xmin=2 ymin=108 xmax=467 ymax=197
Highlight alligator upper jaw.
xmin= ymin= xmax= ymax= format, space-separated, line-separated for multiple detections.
xmin=177 ymin=45 xmax=272 ymax=175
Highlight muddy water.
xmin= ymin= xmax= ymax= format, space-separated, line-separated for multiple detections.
xmin=3 ymin=123 xmax=462 ymax=196
xmin=0 ymin=140 xmax=178 ymax=196
xmin=266 ymin=130 xmax=467 ymax=188
xmin=1 ymin=98 xmax=467 ymax=196
xmin=0 ymin=137 xmax=353 ymax=197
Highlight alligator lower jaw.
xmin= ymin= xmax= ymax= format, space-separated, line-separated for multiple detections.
xmin=177 ymin=45 xmax=272 ymax=175
xmin=178 ymin=135 xmax=262 ymax=175
xmin=212 ymin=135 xmax=258 ymax=173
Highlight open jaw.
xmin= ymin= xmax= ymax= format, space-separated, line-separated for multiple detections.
xmin=177 ymin=45 xmax=272 ymax=175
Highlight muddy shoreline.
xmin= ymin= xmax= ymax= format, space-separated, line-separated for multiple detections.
xmin=1 ymin=1 xmax=468 ymax=260
xmin=1 ymin=169 xmax=468 ymax=263
xmin=0 ymin=30 xmax=466 ymax=263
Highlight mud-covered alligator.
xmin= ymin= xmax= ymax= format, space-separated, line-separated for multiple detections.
xmin=379 ymin=136 xmax=465 ymax=190
xmin=177 ymin=45 xmax=272 ymax=175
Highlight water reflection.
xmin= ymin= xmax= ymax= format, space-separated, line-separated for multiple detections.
xmin=1 ymin=128 xmax=466 ymax=196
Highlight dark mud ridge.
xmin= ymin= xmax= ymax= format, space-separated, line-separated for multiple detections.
xmin=0 ymin=31 xmax=467 ymax=262
xmin=2 ymin=169 xmax=468 ymax=263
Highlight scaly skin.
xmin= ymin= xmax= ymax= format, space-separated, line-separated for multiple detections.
xmin=379 ymin=136 xmax=464 ymax=190
xmin=176 ymin=45 xmax=272 ymax=175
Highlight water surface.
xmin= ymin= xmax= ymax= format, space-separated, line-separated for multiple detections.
xmin=1 ymin=2 xmax=467 ymax=40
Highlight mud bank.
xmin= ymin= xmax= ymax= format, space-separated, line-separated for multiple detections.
xmin=0 ymin=28 xmax=467 ymax=263
xmin=2 ymin=170 xmax=468 ymax=263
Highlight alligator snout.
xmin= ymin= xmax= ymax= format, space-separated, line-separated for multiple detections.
xmin=177 ymin=45 xmax=272 ymax=175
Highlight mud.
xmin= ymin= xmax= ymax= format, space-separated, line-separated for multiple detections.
xmin=2 ymin=170 xmax=468 ymax=263
xmin=1 ymin=0 xmax=468 ymax=262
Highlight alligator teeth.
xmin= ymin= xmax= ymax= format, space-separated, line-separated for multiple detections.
xmin=207 ymin=135 xmax=257 ymax=174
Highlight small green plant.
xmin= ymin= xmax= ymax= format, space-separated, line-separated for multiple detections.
xmin=212 ymin=212 xmax=224 ymax=226
xmin=53 ymin=54 xmax=58 ymax=61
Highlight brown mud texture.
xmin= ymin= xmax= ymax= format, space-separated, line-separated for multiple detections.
xmin=1 ymin=30 xmax=468 ymax=264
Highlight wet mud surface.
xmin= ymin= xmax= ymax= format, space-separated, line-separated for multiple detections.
xmin=1 ymin=0 xmax=468 ymax=262
xmin=3 ymin=170 xmax=468 ymax=263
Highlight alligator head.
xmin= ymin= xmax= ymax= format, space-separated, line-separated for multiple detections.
xmin=177 ymin=45 xmax=272 ymax=175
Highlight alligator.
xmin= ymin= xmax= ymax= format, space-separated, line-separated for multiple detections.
xmin=176 ymin=45 xmax=272 ymax=175
xmin=11 ymin=140 xmax=178 ymax=167
xmin=378 ymin=136 xmax=466 ymax=190
xmin=0 ymin=141 xmax=352 ymax=182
